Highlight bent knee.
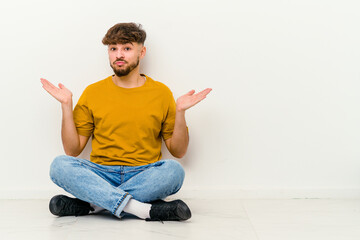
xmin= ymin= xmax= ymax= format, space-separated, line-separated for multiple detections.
xmin=162 ymin=160 xmax=185 ymax=187
xmin=49 ymin=155 xmax=74 ymax=182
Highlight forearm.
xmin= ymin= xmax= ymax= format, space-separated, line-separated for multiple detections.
xmin=61 ymin=102 xmax=80 ymax=156
xmin=169 ymin=110 xmax=189 ymax=158
xmin=168 ymin=87 xmax=211 ymax=158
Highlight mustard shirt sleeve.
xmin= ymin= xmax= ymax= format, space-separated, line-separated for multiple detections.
xmin=73 ymin=89 xmax=94 ymax=137
xmin=161 ymin=92 xmax=176 ymax=140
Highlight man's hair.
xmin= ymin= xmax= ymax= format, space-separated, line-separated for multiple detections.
xmin=102 ymin=23 xmax=146 ymax=45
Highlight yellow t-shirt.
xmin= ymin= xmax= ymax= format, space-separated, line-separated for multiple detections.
xmin=73 ymin=74 xmax=176 ymax=166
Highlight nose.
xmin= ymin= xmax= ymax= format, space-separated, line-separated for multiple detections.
xmin=115 ymin=49 xmax=124 ymax=59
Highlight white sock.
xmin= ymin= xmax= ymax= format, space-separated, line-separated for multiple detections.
xmin=89 ymin=203 xmax=106 ymax=214
xmin=123 ymin=199 xmax=151 ymax=219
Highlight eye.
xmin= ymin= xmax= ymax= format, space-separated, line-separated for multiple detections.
xmin=110 ymin=47 xmax=116 ymax=51
xmin=125 ymin=47 xmax=131 ymax=51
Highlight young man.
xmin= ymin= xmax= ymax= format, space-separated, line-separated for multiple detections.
xmin=40 ymin=23 xmax=212 ymax=221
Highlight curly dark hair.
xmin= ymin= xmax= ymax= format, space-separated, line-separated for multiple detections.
xmin=102 ymin=23 xmax=146 ymax=45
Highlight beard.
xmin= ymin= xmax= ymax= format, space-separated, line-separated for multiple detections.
xmin=111 ymin=57 xmax=140 ymax=77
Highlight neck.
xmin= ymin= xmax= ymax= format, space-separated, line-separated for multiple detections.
xmin=112 ymin=67 xmax=145 ymax=88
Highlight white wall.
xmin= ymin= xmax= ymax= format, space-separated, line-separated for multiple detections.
xmin=1 ymin=0 xmax=360 ymax=199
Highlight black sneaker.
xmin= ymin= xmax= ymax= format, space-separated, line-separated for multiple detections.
xmin=146 ymin=199 xmax=191 ymax=221
xmin=49 ymin=195 xmax=94 ymax=217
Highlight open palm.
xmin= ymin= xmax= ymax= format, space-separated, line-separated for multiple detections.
xmin=40 ymin=78 xmax=73 ymax=104
xmin=176 ymin=88 xmax=212 ymax=111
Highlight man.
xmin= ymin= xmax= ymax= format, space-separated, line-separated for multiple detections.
xmin=40 ymin=23 xmax=212 ymax=221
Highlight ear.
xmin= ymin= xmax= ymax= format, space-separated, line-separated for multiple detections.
xmin=140 ymin=46 xmax=146 ymax=59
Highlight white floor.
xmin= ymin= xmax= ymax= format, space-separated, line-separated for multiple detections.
xmin=1 ymin=198 xmax=360 ymax=240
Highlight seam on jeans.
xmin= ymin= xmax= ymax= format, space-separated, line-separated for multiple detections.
xmin=77 ymin=162 xmax=122 ymax=187
xmin=59 ymin=157 xmax=121 ymax=188
xmin=122 ymin=160 xmax=164 ymax=174
xmin=123 ymin=168 xmax=147 ymax=173
xmin=114 ymin=192 xmax=130 ymax=215
xmin=78 ymin=159 xmax=118 ymax=173
xmin=120 ymin=171 xmax=124 ymax=185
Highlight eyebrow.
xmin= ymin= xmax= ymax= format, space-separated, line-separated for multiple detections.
xmin=109 ymin=43 xmax=134 ymax=47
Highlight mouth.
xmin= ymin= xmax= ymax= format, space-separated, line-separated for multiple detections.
xmin=115 ymin=61 xmax=126 ymax=66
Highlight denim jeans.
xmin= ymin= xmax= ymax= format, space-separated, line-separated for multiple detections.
xmin=49 ymin=155 xmax=185 ymax=217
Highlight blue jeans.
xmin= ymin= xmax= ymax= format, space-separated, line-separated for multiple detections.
xmin=49 ymin=155 xmax=185 ymax=217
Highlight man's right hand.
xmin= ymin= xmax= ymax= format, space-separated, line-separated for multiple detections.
xmin=40 ymin=78 xmax=73 ymax=105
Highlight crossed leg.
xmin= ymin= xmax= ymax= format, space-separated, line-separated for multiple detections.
xmin=49 ymin=155 xmax=185 ymax=217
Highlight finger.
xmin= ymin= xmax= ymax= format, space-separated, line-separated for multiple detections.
xmin=41 ymin=78 xmax=57 ymax=90
xmin=42 ymin=84 xmax=54 ymax=95
xmin=194 ymin=88 xmax=212 ymax=100
xmin=40 ymin=78 xmax=49 ymax=87
xmin=41 ymin=80 xmax=54 ymax=91
xmin=42 ymin=83 xmax=57 ymax=94
xmin=186 ymin=89 xmax=195 ymax=96
xmin=41 ymin=80 xmax=60 ymax=95
xmin=40 ymin=78 xmax=51 ymax=85
xmin=199 ymin=88 xmax=212 ymax=95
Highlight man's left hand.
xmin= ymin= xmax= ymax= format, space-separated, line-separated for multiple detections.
xmin=176 ymin=88 xmax=212 ymax=112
